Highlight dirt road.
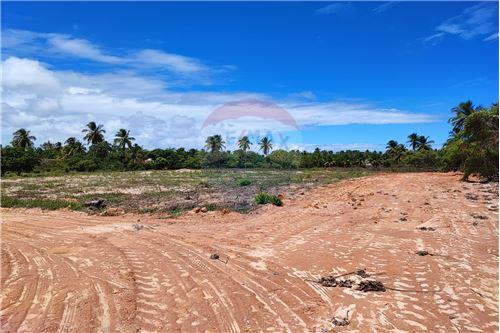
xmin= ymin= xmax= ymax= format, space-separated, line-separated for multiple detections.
xmin=1 ymin=173 xmax=498 ymax=332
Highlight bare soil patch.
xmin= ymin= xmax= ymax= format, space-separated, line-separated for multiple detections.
xmin=1 ymin=172 xmax=498 ymax=332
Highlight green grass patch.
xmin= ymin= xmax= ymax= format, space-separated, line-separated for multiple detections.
xmin=255 ymin=192 xmax=283 ymax=206
xmin=239 ymin=178 xmax=252 ymax=186
xmin=138 ymin=207 xmax=158 ymax=214
xmin=1 ymin=196 xmax=84 ymax=210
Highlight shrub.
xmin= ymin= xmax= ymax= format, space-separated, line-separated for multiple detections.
xmin=239 ymin=178 xmax=252 ymax=186
xmin=255 ymin=192 xmax=283 ymax=206
xmin=153 ymin=157 xmax=169 ymax=170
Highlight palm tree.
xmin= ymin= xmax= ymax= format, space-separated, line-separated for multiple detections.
xmin=11 ymin=128 xmax=36 ymax=148
xmin=82 ymin=122 xmax=105 ymax=145
xmin=450 ymin=101 xmax=481 ymax=134
xmin=385 ymin=140 xmax=406 ymax=164
xmin=407 ymin=133 xmax=419 ymax=151
xmin=114 ymin=129 xmax=135 ymax=150
xmin=205 ymin=134 xmax=225 ymax=153
xmin=238 ymin=136 xmax=252 ymax=152
xmin=385 ymin=140 xmax=399 ymax=151
xmin=64 ymin=137 xmax=85 ymax=156
xmin=416 ymin=136 xmax=434 ymax=151
xmin=259 ymin=137 xmax=273 ymax=156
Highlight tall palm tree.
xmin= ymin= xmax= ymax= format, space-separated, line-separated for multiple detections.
xmin=238 ymin=136 xmax=252 ymax=152
xmin=82 ymin=122 xmax=105 ymax=145
xmin=416 ymin=136 xmax=434 ymax=151
xmin=407 ymin=133 xmax=419 ymax=151
xmin=450 ymin=101 xmax=481 ymax=134
xmin=259 ymin=137 xmax=273 ymax=156
xmin=205 ymin=134 xmax=225 ymax=153
xmin=114 ymin=129 xmax=135 ymax=150
xmin=11 ymin=128 xmax=36 ymax=148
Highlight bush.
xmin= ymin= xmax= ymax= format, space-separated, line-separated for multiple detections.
xmin=239 ymin=178 xmax=252 ymax=186
xmin=1 ymin=147 xmax=40 ymax=175
xmin=255 ymin=192 xmax=283 ymax=206
xmin=153 ymin=157 xmax=169 ymax=170
xmin=72 ymin=159 xmax=98 ymax=172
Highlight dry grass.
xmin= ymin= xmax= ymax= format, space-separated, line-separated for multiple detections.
xmin=1 ymin=168 xmax=372 ymax=214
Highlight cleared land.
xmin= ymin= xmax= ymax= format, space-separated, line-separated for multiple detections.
xmin=1 ymin=172 xmax=498 ymax=332
xmin=1 ymin=169 xmax=370 ymax=214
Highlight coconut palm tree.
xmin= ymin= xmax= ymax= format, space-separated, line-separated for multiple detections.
xmin=238 ymin=136 xmax=252 ymax=152
xmin=407 ymin=133 xmax=420 ymax=151
xmin=11 ymin=128 xmax=36 ymax=148
xmin=385 ymin=140 xmax=399 ymax=151
xmin=64 ymin=137 xmax=86 ymax=156
xmin=450 ymin=101 xmax=481 ymax=134
xmin=259 ymin=137 xmax=273 ymax=156
xmin=205 ymin=134 xmax=225 ymax=153
xmin=114 ymin=129 xmax=135 ymax=150
xmin=82 ymin=122 xmax=105 ymax=145
xmin=385 ymin=140 xmax=406 ymax=164
xmin=416 ymin=136 xmax=434 ymax=151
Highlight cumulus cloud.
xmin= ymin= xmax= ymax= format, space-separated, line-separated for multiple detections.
xmin=2 ymin=57 xmax=60 ymax=91
xmin=1 ymin=55 xmax=437 ymax=150
xmin=423 ymin=3 xmax=498 ymax=44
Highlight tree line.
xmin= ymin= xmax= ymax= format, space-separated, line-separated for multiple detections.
xmin=2 ymin=101 xmax=498 ymax=181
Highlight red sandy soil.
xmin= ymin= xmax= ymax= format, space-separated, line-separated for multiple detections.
xmin=1 ymin=173 xmax=498 ymax=332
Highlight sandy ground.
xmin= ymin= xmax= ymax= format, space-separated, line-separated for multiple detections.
xmin=1 ymin=173 xmax=498 ymax=333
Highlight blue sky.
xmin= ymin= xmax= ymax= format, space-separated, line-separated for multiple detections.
xmin=1 ymin=1 xmax=498 ymax=151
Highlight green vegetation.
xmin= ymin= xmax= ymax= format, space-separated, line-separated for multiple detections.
xmin=1 ymin=101 xmax=497 ymax=182
xmin=442 ymin=102 xmax=498 ymax=181
xmin=255 ymin=192 xmax=283 ymax=206
xmin=1 ymin=168 xmax=368 ymax=213
xmin=1 ymin=196 xmax=84 ymax=210
xmin=239 ymin=178 xmax=252 ymax=186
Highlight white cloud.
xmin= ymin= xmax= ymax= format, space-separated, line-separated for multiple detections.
xmin=1 ymin=56 xmax=437 ymax=151
xmin=134 ymin=49 xmax=207 ymax=73
xmin=424 ymin=3 xmax=498 ymax=44
xmin=2 ymin=29 xmax=222 ymax=76
xmin=483 ymin=32 xmax=499 ymax=42
xmin=373 ymin=2 xmax=398 ymax=14
xmin=287 ymin=102 xmax=435 ymax=126
xmin=2 ymin=57 xmax=60 ymax=91
xmin=47 ymin=35 xmax=122 ymax=63
xmin=315 ymin=3 xmax=352 ymax=15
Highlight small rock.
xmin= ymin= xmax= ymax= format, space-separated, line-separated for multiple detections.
xmin=418 ymin=226 xmax=436 ymax=231
xmin=100 ymin=207 xmax=124 ymax=216
xmin=465 ymin=193 xmax=479 ymax=201
xmin=132 ymin=224 xmax=144 ymax=231
xmin=84 ymin=199 xmax=106 ymax=209
xmin=193 ymin=206 xmax=208 ymax=213
xmin=210 ymin=254 xmax=220 ymax=260
xmin=353 ymin=279 xmax=386 ymax=292
xmin=331 ymin=312 xmax=350 ymax=327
